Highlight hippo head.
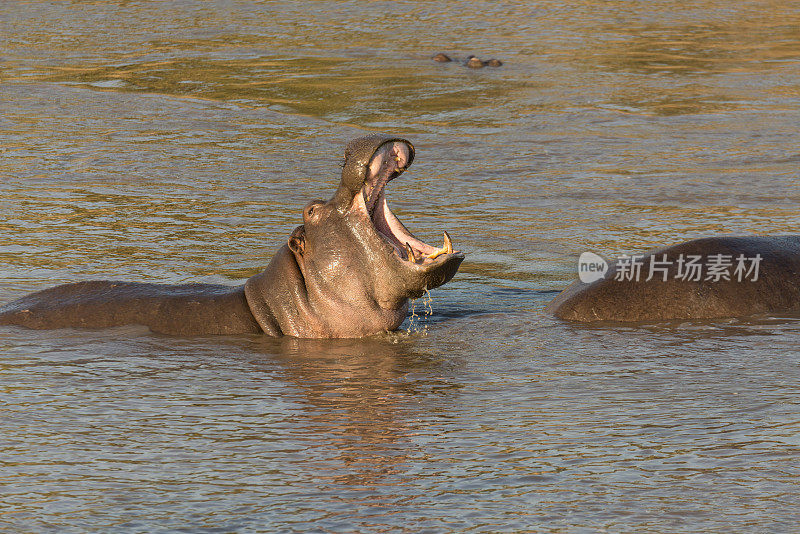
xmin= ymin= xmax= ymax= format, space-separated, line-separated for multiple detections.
xmin=278 ymin=135 xmax=464 ymax=335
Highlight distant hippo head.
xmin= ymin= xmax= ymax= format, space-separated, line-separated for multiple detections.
xmin=286 ymin=135 xmax=464 ymax=316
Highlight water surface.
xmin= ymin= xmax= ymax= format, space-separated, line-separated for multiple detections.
xmin=2 ymin=1 xmax=800 ymax=532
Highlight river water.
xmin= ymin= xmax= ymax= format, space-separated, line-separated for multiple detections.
xmin=1 ymin=1 xmax=799 ymax=532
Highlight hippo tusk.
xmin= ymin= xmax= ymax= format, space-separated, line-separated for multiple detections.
xmin=393 ymin=156 xmax=406 ymax=175
xmin=405 ymin=242 xmax=418 ymax=263
xmin=427 ymin=231 xmax=454 ymax=260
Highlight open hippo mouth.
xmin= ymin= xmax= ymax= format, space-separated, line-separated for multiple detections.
xmin=360 ymin=140 xmax=459 ymax=264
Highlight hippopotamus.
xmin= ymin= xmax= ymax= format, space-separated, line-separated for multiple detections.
xmin=0 ymin=135 xmax=464 ymax=337
xmin=546 ymin=235 xmax=800 ymax=322
xmin=432 ymin=53 xmax=503 ymax=68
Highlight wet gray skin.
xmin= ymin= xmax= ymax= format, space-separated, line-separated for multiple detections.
xmin=546 ymin=235 xmax=800 ymax=322
xmin=0 ymin=135 xmax=465 ymax=338
xmin=432 ymin=53 xmax=503 ymax=67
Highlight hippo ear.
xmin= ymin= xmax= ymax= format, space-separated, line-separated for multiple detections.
xmin=288 ymin=225 xmax=305 ymax=256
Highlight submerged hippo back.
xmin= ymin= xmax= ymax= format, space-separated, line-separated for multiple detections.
xmin=547 ymin=235 xmax=800 ymax=322
xmin=0 ymin=281 xmax=261 ymax=336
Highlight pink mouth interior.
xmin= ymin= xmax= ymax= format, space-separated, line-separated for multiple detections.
xmin=360 ymin=141 xmax=440 ymax=262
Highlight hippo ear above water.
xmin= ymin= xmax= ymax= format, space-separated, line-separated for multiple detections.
xmin=333 ymin=134 xmax=415 ymax=210
xmin=287 ymin=225 xmax=305 ymax=255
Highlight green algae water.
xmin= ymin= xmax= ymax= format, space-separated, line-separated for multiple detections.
xmin=1 ymin=1 xmax=800 ymax=532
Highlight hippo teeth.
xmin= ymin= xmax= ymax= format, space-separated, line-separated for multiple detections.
xmin=405 ymin=242 xmax=418 ymax=263
xmin=365 ymin=180 xmax=387 ymax=216
xmin=426 ymin=232 xmax=454 ymax=260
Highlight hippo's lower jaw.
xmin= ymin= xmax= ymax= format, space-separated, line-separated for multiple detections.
xmin=370 ymin=191 xmax=464 ymax=303
xmin=0 ymin=135 xmax=465 ymax=338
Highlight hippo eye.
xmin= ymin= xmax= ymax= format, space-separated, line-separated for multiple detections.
xmin=304 ymin=200 xmax=325 ymax=220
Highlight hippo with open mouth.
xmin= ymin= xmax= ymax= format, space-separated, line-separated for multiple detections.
xmin=0 ymin=135 xmax=465 ymax=337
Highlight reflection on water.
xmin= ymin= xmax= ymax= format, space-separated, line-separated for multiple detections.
xmin=2 ymin=0 xmax=800 ymax=532
xmin=262 ymin=336 xmax=454 ymax=488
